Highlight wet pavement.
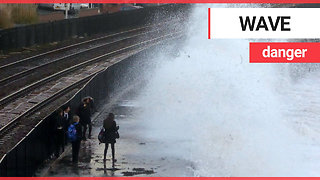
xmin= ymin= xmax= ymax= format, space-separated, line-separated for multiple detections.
xmin=36 ymin=89 xmax=195 ymax=177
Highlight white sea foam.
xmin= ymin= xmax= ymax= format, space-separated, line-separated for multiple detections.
xmin=134 ymin=4 xmax=320 ymax=176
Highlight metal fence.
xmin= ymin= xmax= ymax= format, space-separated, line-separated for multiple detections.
xmin=0 ymin=4 xmax=189 ymax=51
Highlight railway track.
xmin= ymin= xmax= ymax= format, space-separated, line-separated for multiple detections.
xmin=0 ymin=31 xmax=183 ymax=157
xmin=0 ymin=20 xmax=178 ymax=70
xmin=0 ymin=21 xmax=180 ymax=101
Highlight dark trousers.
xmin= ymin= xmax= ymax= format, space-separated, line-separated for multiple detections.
xmin=104 ymin=143 xmax=115 ymax=161
xmin=82 ymin=123 xmax=92 ymax=138
xmin=55 ymin=129 xmax=65 ymax=157
xmin=64 ymin=132 xmax=68 ymax=145
xmin=72 ymin=140 xmax=81 ymax=163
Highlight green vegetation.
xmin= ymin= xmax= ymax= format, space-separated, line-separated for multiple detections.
xmin=0 ymin=4 xmax=38 ymax=29
xmin=0 ymin=5 xmax=13 ymax=29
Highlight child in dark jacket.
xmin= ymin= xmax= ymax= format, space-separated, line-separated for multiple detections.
xmin=54 ymin=109 xmax=65 ymax=157
xmin=78 ymin=97 xmax=94 ymax=140
xmin=103 ymin=113 xmax=119 ymax=167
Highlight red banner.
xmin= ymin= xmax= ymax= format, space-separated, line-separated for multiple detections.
xmin=250 ymin=42 xmax=320 ymax=63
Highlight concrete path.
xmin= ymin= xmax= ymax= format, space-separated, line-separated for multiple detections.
xmin=36 ymin=90 xmax=194 ymax=177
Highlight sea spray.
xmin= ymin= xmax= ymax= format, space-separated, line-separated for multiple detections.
xmin=134 ymin=4 xmax=320 ymax=176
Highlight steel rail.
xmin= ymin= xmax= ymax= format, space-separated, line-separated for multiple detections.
xmin=0 ymin=31 xmax=181 ymax=138
xmin=0 ymin=28 xmax=163 ymax=87
xmin=0 ymin=32 xmax=182 ymax=164
xmin=0 ymin=19 xmax=179 ymax=71
xmin=0 ymin=31 xmax=181 ymax=108
xmin=0 ymin=75 xmax=94 ymax=138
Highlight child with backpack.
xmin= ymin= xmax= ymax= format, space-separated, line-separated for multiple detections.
xmin=68 ymin=115 xmax=82 ymax=163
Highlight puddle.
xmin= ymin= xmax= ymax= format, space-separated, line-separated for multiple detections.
xmin=122 ymin=168 xmax=155 ymax=176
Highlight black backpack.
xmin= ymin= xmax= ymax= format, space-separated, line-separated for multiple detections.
xmin=98 ymin=128 xmax=106 ymax=143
